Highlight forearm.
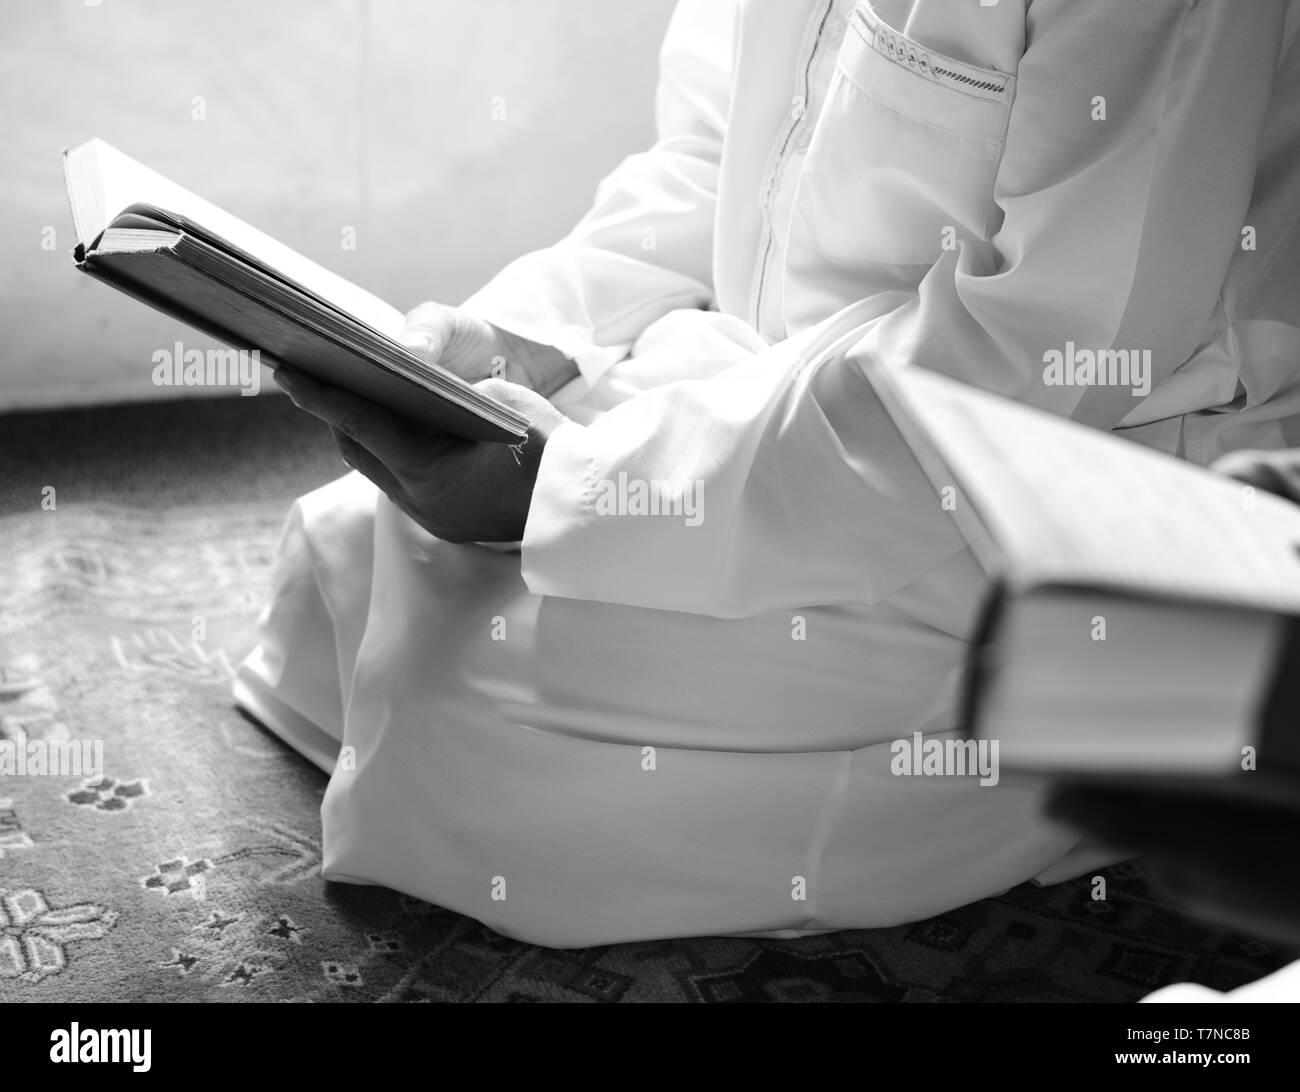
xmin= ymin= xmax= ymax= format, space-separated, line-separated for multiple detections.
xmin=520 ymin=298 xmax=967 ymax=618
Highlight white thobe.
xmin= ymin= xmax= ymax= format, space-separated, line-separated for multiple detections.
xmin=236 ymin=0 xmax=1300 ymax=947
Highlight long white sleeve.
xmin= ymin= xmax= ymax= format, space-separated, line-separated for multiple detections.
xmin=521 ymin=0 xmax=1292 ymax=618
xmin=855 ymin=0 xmax=1293 ymax=432
xmin=458 ymin=0 xmax=734 ymax=387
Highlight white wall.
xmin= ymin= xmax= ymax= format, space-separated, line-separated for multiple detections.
xmin=0 ymin=0 xmax=674 ymax=409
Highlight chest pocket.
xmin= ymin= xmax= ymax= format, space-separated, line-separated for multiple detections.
xmin=784 ymin=0 xmax=1017 ymax=322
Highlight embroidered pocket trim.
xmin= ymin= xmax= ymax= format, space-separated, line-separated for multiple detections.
xmin=852 ymin=3 xmax=1013 ymax=104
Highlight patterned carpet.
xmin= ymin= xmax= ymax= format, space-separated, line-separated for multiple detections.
xmin=0 ymin=501 xmax=1291 ymax=1002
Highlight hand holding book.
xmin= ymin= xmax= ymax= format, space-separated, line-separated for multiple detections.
xmin=397 ymin=301 xmax=580 ymax=398
xmin=274 ymin=366 xmax=567 ymax=544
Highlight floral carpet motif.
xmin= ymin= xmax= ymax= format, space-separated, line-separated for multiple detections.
xmin=0 ymin=503 xmax=1290 ymax=1002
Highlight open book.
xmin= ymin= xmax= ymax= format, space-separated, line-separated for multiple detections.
xmin=61 ymin=139 xmax=528 ymax=443
xmin=866 ymin=363 xmax=1300 ymax=794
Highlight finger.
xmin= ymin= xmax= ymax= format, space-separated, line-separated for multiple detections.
xmin=1213 ymin=449 xmax=1300 ymax=503
xmin=475 ymin=376 xmax=567 ymax=443
xmin=275 ymin=366 xmax=432 ymax=469
xmin=333 ymin=431 xmax=405 ymax=500
xmin=1212 ymin=448 xmax=1267 ymax=478
xmin=399 ymin=301 xmax=451 ymax=358
xmin=1213 ymin=450 xmax=1277 ymax=488
xmin=334 ymin=431 xmax=438 ymax=530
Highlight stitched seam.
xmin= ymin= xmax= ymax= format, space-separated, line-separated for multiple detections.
xmin=750 ymin=0 xmax=837 ymax=331
xmin=929 ymin=65 xmax=1005 ymax=94
xmin=979 ymin=59 xmax=1020 ymax=238
xmin=796 ymin=751 xmax=851 ymax=931
xmin=577 ymin=448 xmax=601 ymax=603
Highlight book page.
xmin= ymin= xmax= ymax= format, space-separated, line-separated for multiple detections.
xmin=870 ymin=364 xmax=1300 ymax=613
xmin=64 ymin=139 xmax=404 ymax=339
xmin=983 ymin=593 xmax=1275 ymax=771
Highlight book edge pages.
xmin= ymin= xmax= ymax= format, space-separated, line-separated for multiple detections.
xmin=59 ymin=141 xmax=97 ymax=250
xmin=158 ymin=231 xmax=523 ymax=430
xmin=973 ymin=589 xmax=1278 ymax=773
xmin=76 ymin=250 xmax=523 ymax=443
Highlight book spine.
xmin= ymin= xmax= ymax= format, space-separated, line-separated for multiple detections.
xmin=960 ymin=578 xmax=1010 ymax=742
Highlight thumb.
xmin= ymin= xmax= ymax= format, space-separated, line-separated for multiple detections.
xmin=1212 ymin=449 xmax=1300 ymax=502
xmin=1211 ymin=449 xmax=1271 ymax=484
xmin=398 ymin=301 xmax=456 ymax=360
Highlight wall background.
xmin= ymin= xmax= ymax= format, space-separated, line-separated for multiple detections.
xmin=0 ymin=0 xmax=674 ymax=409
